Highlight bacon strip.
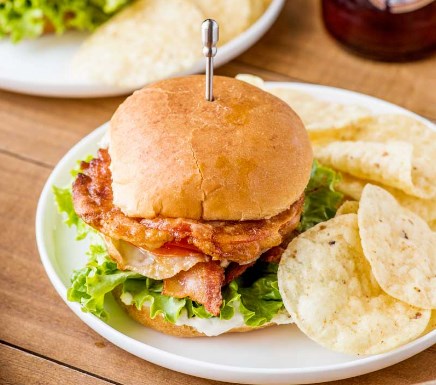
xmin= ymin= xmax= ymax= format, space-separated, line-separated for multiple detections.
xmin=223 ymin=262 xmax=255 ymax=286
xmin=223 ymin=246 xmax=287 ymax=285
xmin=261 ymin=246 xmax=285 ymax=264
xmin=162 ymin=262 xmax=224 ymax=316
xmin=73 ymin=150 xmax=304 ymax=264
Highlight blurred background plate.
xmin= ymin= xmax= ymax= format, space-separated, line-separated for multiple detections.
xmin=36 ymin=82 xmax=436 ymax=385
xmin=0 ymin=0 xmax=284 ymax=98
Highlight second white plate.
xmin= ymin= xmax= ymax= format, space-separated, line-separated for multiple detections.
xmin=0 ymin=0 xmax=284 ymax=98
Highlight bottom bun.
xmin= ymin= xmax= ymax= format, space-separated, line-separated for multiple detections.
xmin=113 ymin=286 xmax=273 ymax=337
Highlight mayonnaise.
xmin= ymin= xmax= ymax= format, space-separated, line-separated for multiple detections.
xmin=175 ymin=308 xmax=246 ymax=336
xmin=120 ymin=293 xmax=293 ymax=336
xmin=175 ymin=303 xmax=293 ymax=336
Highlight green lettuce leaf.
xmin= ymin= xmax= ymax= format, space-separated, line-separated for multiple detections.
xmin=70 ymin=155 xmax=94 ymax=178
xmin=298 ymin=161 xmax=343 ymax=232
xmin=218 ymin=283 xmax=240 ymax=320
xmin=234 ymin=262 xmax=283 ymax=327
xmin=53 ymin=155 xmax=94 ymax=240
xmin=68 ymin=243 xmax=189 ymax=323
xmin=121 ymin=279 xmax=187 ymax=324
xmin=67 ymin=241 xmax=286 ymax=326
xmin=67 ymin=242 xmax=141 ymax=319
xmin=185 ymin=300 xmax=213 ymax=319
xmin=52 ymin=185 xmax=92 ymax=240
xmin=0 ymin=0 xmax=131 ymax=43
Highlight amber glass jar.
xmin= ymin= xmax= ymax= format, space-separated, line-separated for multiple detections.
xmin=321 ymin=0 xmax=436 ymax=61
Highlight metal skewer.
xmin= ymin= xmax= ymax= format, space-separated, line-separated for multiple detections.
xmin=201 ymin=19 xmax=219 ymax=101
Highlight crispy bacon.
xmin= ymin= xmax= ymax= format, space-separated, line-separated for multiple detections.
xmin=223 ymin=246 xmax=287 ymax=285
xmin=154 ymin=240 xmax=202 ymax=255
xmin=73 ymin=150 xmax=304 ymax=264
xmin=162 ymin=262 xmax=224 ymax=316
xmin=261 ymin=246 xmax=285 ymax=264
xmin=223 ymin=262 xmax=255 ymax=286
xmin=73 ymin=150 xmax=173 ymax=250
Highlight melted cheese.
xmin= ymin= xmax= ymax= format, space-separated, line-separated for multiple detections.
xmin=106 ymin=238 xmax=207 ymax=280
xmin=175 ymin=308 xmax=246 ymax=336
xmin=176 ymin=307 xmax=293 ymax=336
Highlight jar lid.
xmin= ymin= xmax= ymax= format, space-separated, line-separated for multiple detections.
xmin=368 ymin=0 xmax=434 ymax=12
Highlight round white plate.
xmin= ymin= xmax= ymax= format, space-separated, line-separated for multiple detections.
xmin=0 ymin=0 xmax=283 ymax=98
xmin=36 ymin=83 xmax=436 ymax=385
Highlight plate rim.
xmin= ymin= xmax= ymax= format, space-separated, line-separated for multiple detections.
xmin=0 ymin=0 xmax=285 ymax=98
xmin=35 ymin=82 xmax=436 ymax=384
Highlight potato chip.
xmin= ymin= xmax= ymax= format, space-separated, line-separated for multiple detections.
xmin=423 ymin=311 xmax=436 ymax=334
xmin=72 ymin=0 xmax=204 ymax=87
xmin=235 ymin=75 xmax=371 ymax=141
xmin=358 ymin=184 xmax=436 ymax=309
xmin=191 ymin=0 xmax=251 ymax=44
xmin=308 ymin=113 xmax=436 ymax=148
xmin=337 ymin=173 xmax=436 ymax=229
xmin=248 ymin=0 xmax=271 ymax=23
xmin=351 ymin=115 xmax=436 ymax=202
xmin=235 ymin=74 xmax=265 ymax=88
xmin=335 ymin=173 xmax=365 ymax=200
xmin=278 ymin=214 xmax=430 ymax=355
xmin=315 ymin=140 xmax=435 ymax=199
xmin=335 ymin=200 xmax=359 ymax=216
xmin=268 ymin=88 xmax=372 ymax=139
xmin=350 ymin=114 xmax=436 ymax=154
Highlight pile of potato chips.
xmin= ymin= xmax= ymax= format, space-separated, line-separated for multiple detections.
xmin=238 ymin=74 xmax=436 ymax=355
xmin=72 ymin=0 xmax=271 ymax=87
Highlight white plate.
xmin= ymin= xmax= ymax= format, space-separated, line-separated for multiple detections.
xmin=36 ymin=83 xmax=436 ymax=385
xmin=0 ymin=0 xmax=284 ymax=98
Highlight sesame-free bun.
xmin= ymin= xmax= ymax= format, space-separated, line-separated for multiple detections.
xmin=109 ymin=75 xmax=313 ymax=221
xmin=113 ymin=286 xmax=272 ymax=337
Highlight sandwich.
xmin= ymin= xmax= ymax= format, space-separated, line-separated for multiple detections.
xmin=57 ymin=75 xmax=343 ymax=336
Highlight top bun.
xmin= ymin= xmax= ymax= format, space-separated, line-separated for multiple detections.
xmin=109 ymin=75 xmax=313 ymax=221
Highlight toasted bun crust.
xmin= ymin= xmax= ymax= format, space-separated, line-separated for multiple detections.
xmin=109 ymin=75 xmax=313 ymax=220
xmin=113 ymin=286 xmax=272 ymax=337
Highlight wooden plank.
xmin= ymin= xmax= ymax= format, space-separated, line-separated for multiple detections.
xmin=0 ymin=151 xmax=435 ymax=384
xmin=323 ymin=345 xmax=436 ymax=385
xmin=0 ymin=91 xmax=124 ymax=167
xmin=0 ymin=343 xmax=112 ymax=385
xmin=237 ymin=0 xmax=436 ymax=120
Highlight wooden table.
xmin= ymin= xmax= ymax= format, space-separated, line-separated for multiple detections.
xmin=0 ymin=1 xmax=435 ymax=384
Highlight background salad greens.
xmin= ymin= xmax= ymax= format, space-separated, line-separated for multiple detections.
xmin=54 ymin=159 xmax=343 ymax=327
xmin=0 ymin=0 xmax=131 ymax=42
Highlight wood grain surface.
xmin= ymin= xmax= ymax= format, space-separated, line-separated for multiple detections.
xmin=0 ymin=1 xmax=434 ymax=384
xmin=0 ymin=344 xmax=112 ymax=385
